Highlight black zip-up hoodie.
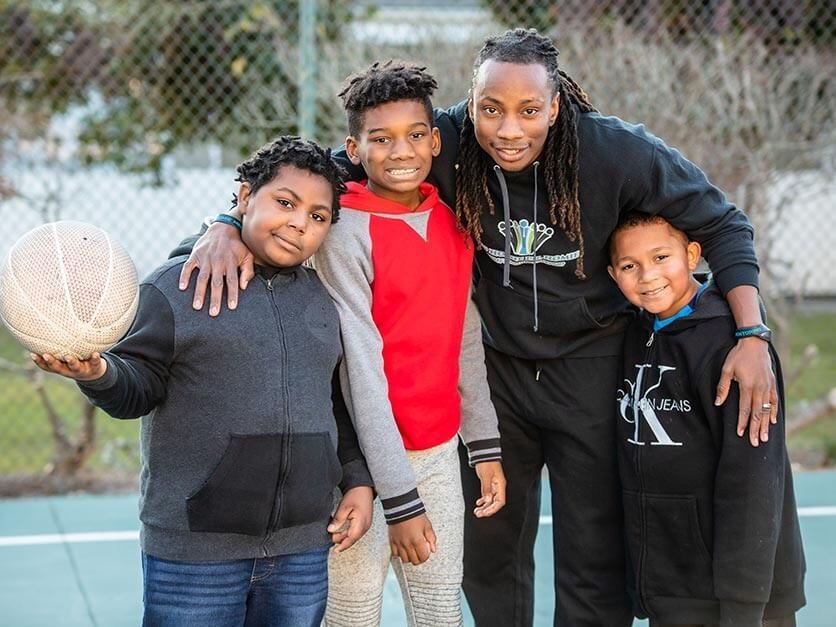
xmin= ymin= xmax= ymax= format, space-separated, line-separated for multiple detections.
xmin=334 ymin=102 xmax=759 ymax=360
xmin=617 ymin=280 xmax=805 ymax=625
xmin=78 ymin=258 xmax=373 ymax=562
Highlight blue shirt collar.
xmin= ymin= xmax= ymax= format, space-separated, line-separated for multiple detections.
xmin=653 ymin=280 xmax=709 ymax=332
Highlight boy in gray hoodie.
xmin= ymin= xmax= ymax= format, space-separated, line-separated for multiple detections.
xmin=33 ymin=136 xmax=374 ymax=627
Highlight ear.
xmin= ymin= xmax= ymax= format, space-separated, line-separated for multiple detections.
xmin=548 ymin=92 xmax=560 ymax=126
xmin=686 ymin=240 xmax=702 ymax=270
xmin=345 ymin=136 xmax=361 ymax=165
xmin=237 ymin=182 xmax=252 ymax=215
xmin=607 ymin=264 xmax=617 ymax=281
xmin=467 ymin=96 xmax=475 ymax=121
xmin=431 ymin=127 xmax=441 ymax=157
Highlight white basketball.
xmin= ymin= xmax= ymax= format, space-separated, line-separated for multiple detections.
xmin=0 ymin=221 xmax=139 ymax=359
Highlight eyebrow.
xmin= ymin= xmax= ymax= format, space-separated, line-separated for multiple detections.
xmin=273 ymin=187 xmax=332 ymax=214
xmin=273 ymin=187 xmax=302 ymax=203
xmin=478 ymin=95 xmax=545 ymax=106
xmin=365 ymin=121 xmax=430 ymax=134
xmin=615 ymin=245 xmax=673 ymax=261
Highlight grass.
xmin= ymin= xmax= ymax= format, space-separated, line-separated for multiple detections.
xmin=782 ymin=311 xmax=836 ymax=465
xmin=0 ymin=331 xmax=139 ymax=475
xmin=0 ymin=311 xmax=833 ymax=479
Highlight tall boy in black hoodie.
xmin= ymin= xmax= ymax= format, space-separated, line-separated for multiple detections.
xmin=607 ymin=211 xmax=805 ymax=627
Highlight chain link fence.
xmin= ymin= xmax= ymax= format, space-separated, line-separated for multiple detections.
xmin=1 ymin=0 xmax=834 ymax=492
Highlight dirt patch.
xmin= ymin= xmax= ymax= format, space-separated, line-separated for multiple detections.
xmin=0 ymin=469 xmax=138 ymax=498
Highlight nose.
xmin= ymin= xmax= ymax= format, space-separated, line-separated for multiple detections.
xmin=286 ymin=207 xmax=307 ymax=233
xmin=638 ymin=265 xmax=658 ymax=283
xmin=390 ymin=136 xmax=415 ymax=160
xmin=497 ymin=114 xmax=524 ymax=140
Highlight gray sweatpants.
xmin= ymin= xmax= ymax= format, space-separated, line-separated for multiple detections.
xmin=325 ymin=436 xmax=465 ymax=627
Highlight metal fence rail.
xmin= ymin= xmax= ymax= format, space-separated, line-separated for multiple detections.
xmin=0 ymin=0 xmax=834 ymax=489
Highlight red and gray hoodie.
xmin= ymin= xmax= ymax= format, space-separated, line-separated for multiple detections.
xmin=313 ymin=181 xmax=501 ymax=524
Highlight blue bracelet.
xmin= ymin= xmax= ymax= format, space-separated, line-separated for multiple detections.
xmin=214 ymin=214 xmax=242 ymax=231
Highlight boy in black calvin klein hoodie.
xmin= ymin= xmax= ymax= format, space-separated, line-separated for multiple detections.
xmin=607 ymin=211 xmax=805 ymax=627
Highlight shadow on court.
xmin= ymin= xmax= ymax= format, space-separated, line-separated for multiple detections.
xmin=1 ymin=470 xmax=833 ymax=626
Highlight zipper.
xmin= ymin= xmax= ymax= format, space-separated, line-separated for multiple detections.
xmin=259 ymin=273 xmax=292 ymax=552
xmin=636 ymin=327 xmax=656 ymax=615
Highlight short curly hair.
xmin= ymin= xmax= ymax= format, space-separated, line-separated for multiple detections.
xmin=608 ymin=211 xmax=689 ymax=263
xmin=338 ymin=60 xmax=438 ymax=138
xmin=232 ymin=135 xmax=347 ymax=221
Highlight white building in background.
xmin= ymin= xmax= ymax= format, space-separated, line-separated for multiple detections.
xmin=1 ymin=165 xmax=833 ymax=298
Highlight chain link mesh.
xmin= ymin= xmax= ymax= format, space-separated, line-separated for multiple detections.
xmin=0 ymin=0 xmax=834 ymax=489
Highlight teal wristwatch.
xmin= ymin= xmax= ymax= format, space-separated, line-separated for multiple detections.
xmin=734 ymin=323 xmax=772 ymax=342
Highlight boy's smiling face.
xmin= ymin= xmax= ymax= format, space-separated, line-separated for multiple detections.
xmin=238 ymin=165 xmax=334 ymax=268
xmin=345 ymin=99 xmax=440 ymax=210
xmin=608 ymin=221 xmax=702 ymax=320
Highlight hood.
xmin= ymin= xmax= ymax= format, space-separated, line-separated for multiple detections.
xmin=341 ymin=180 xmax=439 ymax=215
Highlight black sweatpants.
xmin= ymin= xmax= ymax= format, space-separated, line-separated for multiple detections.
xmin=650 ymin=618 xmax=796 ymax=627
xmin=461 ymin=346 xmax=632 ymax=627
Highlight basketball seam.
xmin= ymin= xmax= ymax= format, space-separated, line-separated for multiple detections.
xmin=2 ymin=248 xmax=74 ymax=355
xmin=86 ymin=229 xmax=115 ymax=329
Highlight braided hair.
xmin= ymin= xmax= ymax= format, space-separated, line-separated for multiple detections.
xmin=456 ymin=28 xmax=596 ymax=278
xmin=232 ymin=135 xmax=347 ymax=222
xmin=338 ymin=60 xmax=438 ymax=138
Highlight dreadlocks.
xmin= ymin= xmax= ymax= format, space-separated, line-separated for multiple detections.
xmin=456 ymin=28 xmax=596 ymax=278
xmin=338 ymin=60 xmax=438 ymax=138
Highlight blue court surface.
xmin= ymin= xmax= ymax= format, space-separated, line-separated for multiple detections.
xmin=1 ymin=470 xmax=833 ymax=626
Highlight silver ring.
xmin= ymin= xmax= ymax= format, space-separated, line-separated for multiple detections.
xmin=761 ymin=403 xmax=772 ymax=410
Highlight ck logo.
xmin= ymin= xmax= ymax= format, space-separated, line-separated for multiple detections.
xmin=617 ymin=364 xmax=683 ymax=446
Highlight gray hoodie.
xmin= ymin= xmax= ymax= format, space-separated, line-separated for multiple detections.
xmin=79 ymin=257 xmax=372 ymax=561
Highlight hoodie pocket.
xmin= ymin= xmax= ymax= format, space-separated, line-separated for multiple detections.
xmin=186 ymin=433 xmax=282 ymax=536
xmin=640 ymin=492 xmax=714 ymax=599
xmin=476 ymin=278 xmax=607 ymax=337
xmin=279 ymin=432 xmax=342 ymax=528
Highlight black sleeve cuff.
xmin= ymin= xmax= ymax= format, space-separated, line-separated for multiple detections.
xmin=338 ymin=458 xmax=374 ymax=494
xmin=381 ymin=489 xmax=426 ymax=525
xmin=465 ymin=438 xmax=502 ymax=467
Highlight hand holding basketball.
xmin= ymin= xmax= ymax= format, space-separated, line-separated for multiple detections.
xmin=31 ymin=352 xmax=107 ymax=382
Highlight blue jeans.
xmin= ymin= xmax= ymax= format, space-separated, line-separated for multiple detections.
xmin=141 ymin=546 xmax=330 ymax=627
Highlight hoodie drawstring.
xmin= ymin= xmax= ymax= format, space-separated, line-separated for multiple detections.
xmin=532 ymin=161 xmax=540 ymax=333
xmin=493 ymin=162 xmax=542 ymax=333
xmin=493 ymin=165 xmax=513 ymax=289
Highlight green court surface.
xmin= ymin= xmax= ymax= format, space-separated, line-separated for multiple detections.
xmin=1 ymin=470 xmax=833 ymax=626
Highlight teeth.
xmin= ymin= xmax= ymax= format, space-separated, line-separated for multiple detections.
xmin=388 ymin=168 xmax=417 ymax=175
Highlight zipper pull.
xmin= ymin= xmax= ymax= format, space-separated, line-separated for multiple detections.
xmin=646 ymin=332 xmax=654 ymax=348
xmin=266 ymin=277 xmax=273 ymax=291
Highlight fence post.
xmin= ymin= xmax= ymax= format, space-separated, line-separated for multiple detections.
xmin=298 ymin=0 xmax=318 ymax=140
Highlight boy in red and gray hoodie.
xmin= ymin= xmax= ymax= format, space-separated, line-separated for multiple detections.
xmin=316 ymin=61 xmax=506 ymax=626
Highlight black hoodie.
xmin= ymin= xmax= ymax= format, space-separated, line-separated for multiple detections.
xmin=616 ymin=280 xmax=805 ymax=625
xmin=335 ymin=102 xmax=760 ymax=360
